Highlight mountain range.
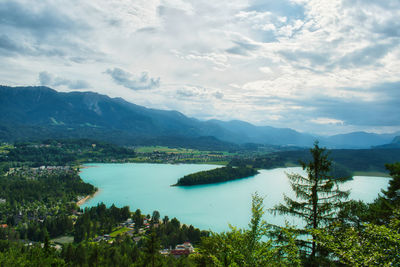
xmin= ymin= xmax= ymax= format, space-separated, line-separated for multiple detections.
xmin=0 ymin=85 xmax=398 ymax=149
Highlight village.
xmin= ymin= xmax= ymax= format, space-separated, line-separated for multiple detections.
xmin=132 ymin=148 xmax=230 ymax=164
xmin=5 ymin=165 xmax=75 ymax=178
xmin=90 ymin=217 xmax=196 ymax=258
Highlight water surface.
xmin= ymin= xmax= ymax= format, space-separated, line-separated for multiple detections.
xmin=80 ymin=163 xmax=389 ymax=232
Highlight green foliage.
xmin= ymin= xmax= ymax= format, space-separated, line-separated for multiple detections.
xmin=2 ymin=139 xmax=136 ymax=166
xmin=365 ymin=162 xmax=400 ymax=224
xmin=230 ymin=147 xmax=400 ymax=175
xmin=0 ymin=167 xmax=94 ymax=241
xmin=154 ymin=215 xmax=208 ymax=249
xmin=314 ymin=162 xmax=400 ymax=266
xmin=0 ymin=172 xmax=95 ymax=204
xmin=175 ymin=166 xmax=258 ymax=186
xmin=142 ymin=231 xmax=162 ymax=267
xmin=273 ymin=142 xmax=350 ymax=260
xmin=314 ymin=210 xmax=400 ymax=266
xmin=0 ymin=240 xmax=65 ymax=266
xmin=74 ymin=203 xmax=130 ymax=242
xmin=382 ymin=162 xmax=400 ymax=205
xmin=336 ymin=200 xmax=369 ymax=230
xmin=197 ymin=193 xmax=301 ymax=266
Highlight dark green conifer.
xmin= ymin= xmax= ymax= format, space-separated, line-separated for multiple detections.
xmin=273 ymin=141 xmax=349 ymax=262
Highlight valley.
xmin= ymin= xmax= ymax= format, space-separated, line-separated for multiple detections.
xmin=1 ymin=87 xmax=399 ymax=266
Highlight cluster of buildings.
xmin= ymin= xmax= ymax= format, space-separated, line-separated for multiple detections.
xmin=141 ymin=151 xmax=227 ymax=164
xmin=160 ymin=242 xmax=195 ymax=257
xmin=6 ymin=166 xmax=74 ymax=177
xmin=91 ymin=218 xmax=195 ymax=257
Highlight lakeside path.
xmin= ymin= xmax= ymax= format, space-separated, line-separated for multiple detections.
xmin=77 ymin=164 xmax=101 ymax=206
xmin=76 ymin=189 xmax=101 ymax=206
xmin=78 ymin=164 xmax=98 ymax=173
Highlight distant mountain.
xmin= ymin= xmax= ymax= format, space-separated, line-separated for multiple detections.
xmin=0 ymin=86 xmax=397 ymax=149
xmin=0 ymin=86 xmax=228 ymax=147
xmin=207 ymin=120 xmax=316 ymax=146
xmin=373 ymin=136 xmax=400 ymax=149
xmin=0 ymin=86 xmax=312 ymax=147
xmin=392 ymin=136 xmax=400 ymax=144
xmin=320 ymin=132 xmax=399 ymax=149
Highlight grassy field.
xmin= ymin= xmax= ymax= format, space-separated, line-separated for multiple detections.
xmin=110 ymin=227 xmax=132 ymax=238
xmin=353 ymin=171 xmax=390 ymax=177
xmin=134 ymin=146 xmax=235 ymax=156
xmin=51 ymin=236 xmax=74 ymax=244
xmin=0 ymin=144 xmax=13 ymax=154
xmin=135 ymin=146 xmax=195 ymax=153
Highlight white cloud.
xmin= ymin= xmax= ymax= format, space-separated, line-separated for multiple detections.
xmin=310 ymin=118 xmax=344 ymax=125
xmin=39 ymin=71 xmax=90 ymax=89
xmin=1 ymin=0 xmax=400 ymax=135
xmin=106 ymin=68 xmax=160 ymax=90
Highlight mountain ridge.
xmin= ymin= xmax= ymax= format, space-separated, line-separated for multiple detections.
xmin=0 ymin=85 xmax=397 ymax=149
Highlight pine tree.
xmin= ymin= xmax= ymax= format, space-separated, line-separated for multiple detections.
xmin=143 ymin=231 xmax=161 ymax=267
xmin=367 ymin=162 xmax=400 ymax=224
xmin=273 ymin=141 xmax=349 ymax=262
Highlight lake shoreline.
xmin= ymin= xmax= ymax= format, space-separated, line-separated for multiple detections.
xmin=78 ymin=164 xmax=99 ymax=174
xmin=76 ymin=189 xmax=101 ymax=206
xmin=78 ymin=163 xmax=389 ymax=232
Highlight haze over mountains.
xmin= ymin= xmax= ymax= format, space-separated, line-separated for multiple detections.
xmin=0 ymin=86 xmax=398 ymax=149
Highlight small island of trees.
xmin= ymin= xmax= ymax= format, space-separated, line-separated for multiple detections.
xmin=174 ymin=166 xmax=259 ymax=186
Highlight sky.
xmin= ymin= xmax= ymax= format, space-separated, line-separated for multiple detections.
xmin=1 ymin=0 xmax=400 ymax=135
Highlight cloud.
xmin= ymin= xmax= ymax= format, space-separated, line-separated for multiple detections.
xmin=171 ymin=50 xmax=229 ymax=70
xmin=0 ymin=34 xmax=28 ymax=55
xmin=310 ymin=117 xmax=344 ymax=125
xmin=176 ymin=87 xmax=201 ymax=97
xmin=0 ymin=1 xmax=99 ymax=62
xmin=175 ymin=85 xmax=224 ymax=100
xmin=0 ymin=34 xmax=66 ymax=57
xmin=106 ymin=68 xmax=160 ymax=90
xmin=337 ymin=42 xmax=397 ymax=68
xmin=1 ymin=0 xmax=400 ymax=135
xmin=213 ymin=91 xmax=224 ymax=99
xmin=0 ymin=1 xmax=78 ymax=34
xmin=226 ymin=40 xmax=260 ymax=56
xmin=39 ymin=71 xmax=90 ymax=89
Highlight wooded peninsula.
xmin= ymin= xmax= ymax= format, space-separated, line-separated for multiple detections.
xmin=174 ymin=166 xmax=259 ymax=186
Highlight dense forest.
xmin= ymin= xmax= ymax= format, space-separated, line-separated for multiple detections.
xmin=0 ymin=171 xmax=95 ymax=204
xmin=0 ymin=139 xmax=136 ymax=168
xmin=0 ymin=139 xmax=399 ymax=266
xmin=175 ymin=166 xmax=259 ymax=186
xmin=229 ymin=147 xmax=400 ymax=176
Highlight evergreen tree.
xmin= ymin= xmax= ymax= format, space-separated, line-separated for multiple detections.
xmin=368 ymin=162 xmax=400 ymax=224
xmin=314 ymin=210 xmax=400 ymax=266
xmin=273 ymin=141 xmax=349 ymax=262
xmin=142 ymin=231 xmax=162 ymax=267
xmin=197 ymin=193 xmax=300 ymax=266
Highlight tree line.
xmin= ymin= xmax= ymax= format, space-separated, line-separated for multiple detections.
xmin=1 ymin=139 xmax=136 ymax=167
xmin=175 ymin=166 xmax=259 ymax=186
xmin=1 ymin=141 xmax=399 ymax=265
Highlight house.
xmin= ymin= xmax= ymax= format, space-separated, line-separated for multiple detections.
xmin=133 ymin=236 xmax=142 ymax=243
xmin=159 ymin=249 xmax=169 ymax=256
xmin=170 ymin=242 xmax=194 ymax=257
xmin=126 ymin=230 xmax=135 ymax=237
xmin=93 ymin=236 xmax=103 ymax=242
xmin=182 ymin=242 xmax=194 ymax=253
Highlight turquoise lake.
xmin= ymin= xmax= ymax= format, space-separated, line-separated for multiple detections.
xmin=80 ymin=163 xmax=390 ymax=232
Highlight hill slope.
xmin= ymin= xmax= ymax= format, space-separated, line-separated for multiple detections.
xmin=0 ymin=86 xmax=397 ymax=149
